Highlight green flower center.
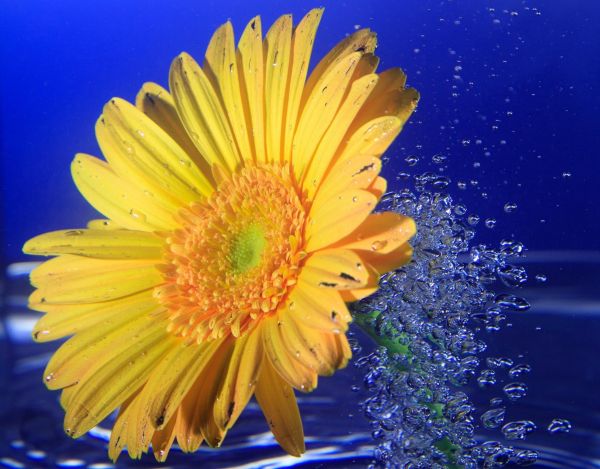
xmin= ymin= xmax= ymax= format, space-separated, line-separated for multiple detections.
xmin=230 ymin=224 xmax=266 ymax=274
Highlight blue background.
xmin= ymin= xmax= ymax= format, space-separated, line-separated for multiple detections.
xmin=1 ymin=0 xmax=599 ymax=264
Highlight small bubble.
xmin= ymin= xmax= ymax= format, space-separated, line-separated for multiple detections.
xmin=485 ymin=218 xmax=497 ymax=229
xmin=481 ymin=407 xmax=506 ymax=428
xmin=495 ymin=293 xmax=531 ymax=311
xmin=501 ymin=420 xmax=536 ymax=440
xmin=503 ymin=382 xmax=528 ymax=400
xmin=457 ymin=181 xmax=467 ymax=190
xmin=535 ymin=273 xmax=548 ymax=283
xmin=562 ymin=171 xmax=572 ymax=178
xmin=512 ymin=449 xmax=538 ymax=466
xmin=477 ymin=369 xmax=496 ymax=387
xmin=432 ymin=154 xmax=447 ymax=164
xmin=504 ymin=202 xmax=517 ymax=213
xmin=490 ymin=397 xmax=503 ymax=407
xmin=497 ymin=265 xmax=527 ymax=287
xmin=454 ymin=204 xmax=467 ymax=216
xmin=487 ymin=357 xmax=514 ymax=369
xmin=371 ymin=240 xmax=388 ymax=251
xmin=467 ymin=214 xmax=480 ymax=226
xmin=129 ymin=209 xmax=147 ymax=222
xmin=508 ymin=363 xmax=531 ymax=379
xmin=547 ymin=418 xmax=572 ymax=434
xmin=405 ymin=155 xmax=419 ymax=166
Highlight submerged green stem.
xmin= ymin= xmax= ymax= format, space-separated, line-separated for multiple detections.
xmin=352 ymin=310 xmax=462 ymax=468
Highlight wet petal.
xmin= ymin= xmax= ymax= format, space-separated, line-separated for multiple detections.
xmin=307 ymin=189 xmax=377 ymax=252
xmin=169 ymin=52 xmax=241 ymax=172
xmin=135 ymin=82 xmax=214 ymax=181
xmin=23 ymin=229 xmax=163 ymax=259
xmin=333 ymin=212 xmax=416 ymax=254
xmin=255 ymin=359 xmax=305 ymax=457
xmin=264 ymin=14 xmax=292 ymax=163
xmin=97 ymin=98 xmax=212 ymax=203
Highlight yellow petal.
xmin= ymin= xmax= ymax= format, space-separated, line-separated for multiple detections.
xmin=72 ymin=154 xmax=177 ymax=231
xmin=303 ymin=28 xmax=377 ymax=102
xmin=108 ymin=394 xmax=136 ymax=462
xmin=97 ymin=98 xmax=212 ymax=203
xmin=204 ymin=22 xmax=252 ymax=165
xmin=264 ymin=14 xmax=292 ymax=163
xmin=313 ymin=153 xmax=382 ymax=205
xmin=237 ymin=16 xmax=265 ymax=163
xmin=64 ymin=325 xmax=173 ymax=438
xmin=44 ymin=304 xmax=164 ymax=390
xmin=86 ymin=219 xmax=123 ymax=230
xmin=31 ymin=290 xmax=155 ymax=342
xmin=177 ymin=340 xmax=233 ymax=448
xmin=23 ymin=229 xmax=163 ymax=259
xmin=59 ymin=385 xmax=76 ymax=410
xmin=135 ymin=82 xmax=214 ymax=183
xmin=151 ymin=410 xmax=178 ymax=462
xmin=144 ymin=338 xmax=222 ymax=431
xmin=280 ymin=313 xmax=349 ymax=376
xmin=332 ymin=212 xmax=416 ymax=254
xmin=213 ymin=328 xmax=263 ymax=430
xmin=292 ymin=51 xmax=362 ymax=181
xmin=125 ymin=392 xmax=154 ymax=459
xmin=262 ymin=316 xmax=317 ymax=392
xmin=175 ymin=404 xmax=204 ymax=453
xmin=302 ymin=74 xmax=379 ymax=198
xmin=352 ymin=53 xmax=380 ymax=79
xmin=289 ymin=318 xmax=352 ymax=375
xmin=306 ymin=189 xmax=377 ymax=252
xmin=301 ymin=248 xmax=369 ymax=289
xmin=338 ymin=116 xmax=404 ymax=166
xmin=368 ymin=175 xmax=387 ymax=199
xmin=169 ymin=52 xmax=240 ymax=173
xmin=255 ymin=358 xmax=305 ymax=457
xmin=288 ymin=279 xmax=351 ymax=333
xmin=361 ymin=244 xmax=414 ymax=276
xmin=338 ymin=259 xmax=380 ymax=302
xmin=283 ymin=8 xmax=323 ymax=161
xmin=30 ymin=257 xmax=162 ymax=305
xmin=348 ymin=67 xmax=418 ymax=136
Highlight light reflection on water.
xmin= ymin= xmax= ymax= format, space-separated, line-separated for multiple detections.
xmin=1 ymin=257 xmax=599 ymax=468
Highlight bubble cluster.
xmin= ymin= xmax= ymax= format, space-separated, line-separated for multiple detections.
xmin=351 ymin=177 xmax=545 ymax=467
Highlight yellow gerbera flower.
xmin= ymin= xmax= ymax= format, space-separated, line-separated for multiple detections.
xmin=23 ymin=9 xmax=418 ymax=462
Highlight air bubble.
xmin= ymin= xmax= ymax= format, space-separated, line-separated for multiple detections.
xmin=495 ymin=294 xmax=530 ymax=311
xmin=432 ymin=154 xmax=447 ymax=164
xmin=512 ymin=449 xmax=538 ymax=466
xmin=508 ymin=363 xmax=531 ymax=379
xmin=481 ymin=407 xmax=506 ymax=428
xmin=501 ymin=420 xmax=536 ymax=440
xmin=503 ymin=202 xmax=517 ymax=213
xmin=405 ymin=155 xmax=419 ymax=166
xmin=503 ymin=382 xmax=527 ymax=400
xmin=535 ymin=273 xmax=547 ymax=283
xmin=547 ymin=418 xmax=572 ymax=434
xmin=353 ymin=170 xmax=534 ymax=466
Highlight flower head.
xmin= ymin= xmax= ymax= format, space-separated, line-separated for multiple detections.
xmin=24 ymin=9 xmax=418 ymax=462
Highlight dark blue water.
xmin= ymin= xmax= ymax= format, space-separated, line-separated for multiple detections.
xmin=1 ymin=0 xmax=599 ymax=467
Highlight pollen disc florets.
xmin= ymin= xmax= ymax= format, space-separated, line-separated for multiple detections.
xmin=157 ymin=164 xmax=307 ymax=342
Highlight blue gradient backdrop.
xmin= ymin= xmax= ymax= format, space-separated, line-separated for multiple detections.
xmin=1 ymin=0 xmax=599 ymax=264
